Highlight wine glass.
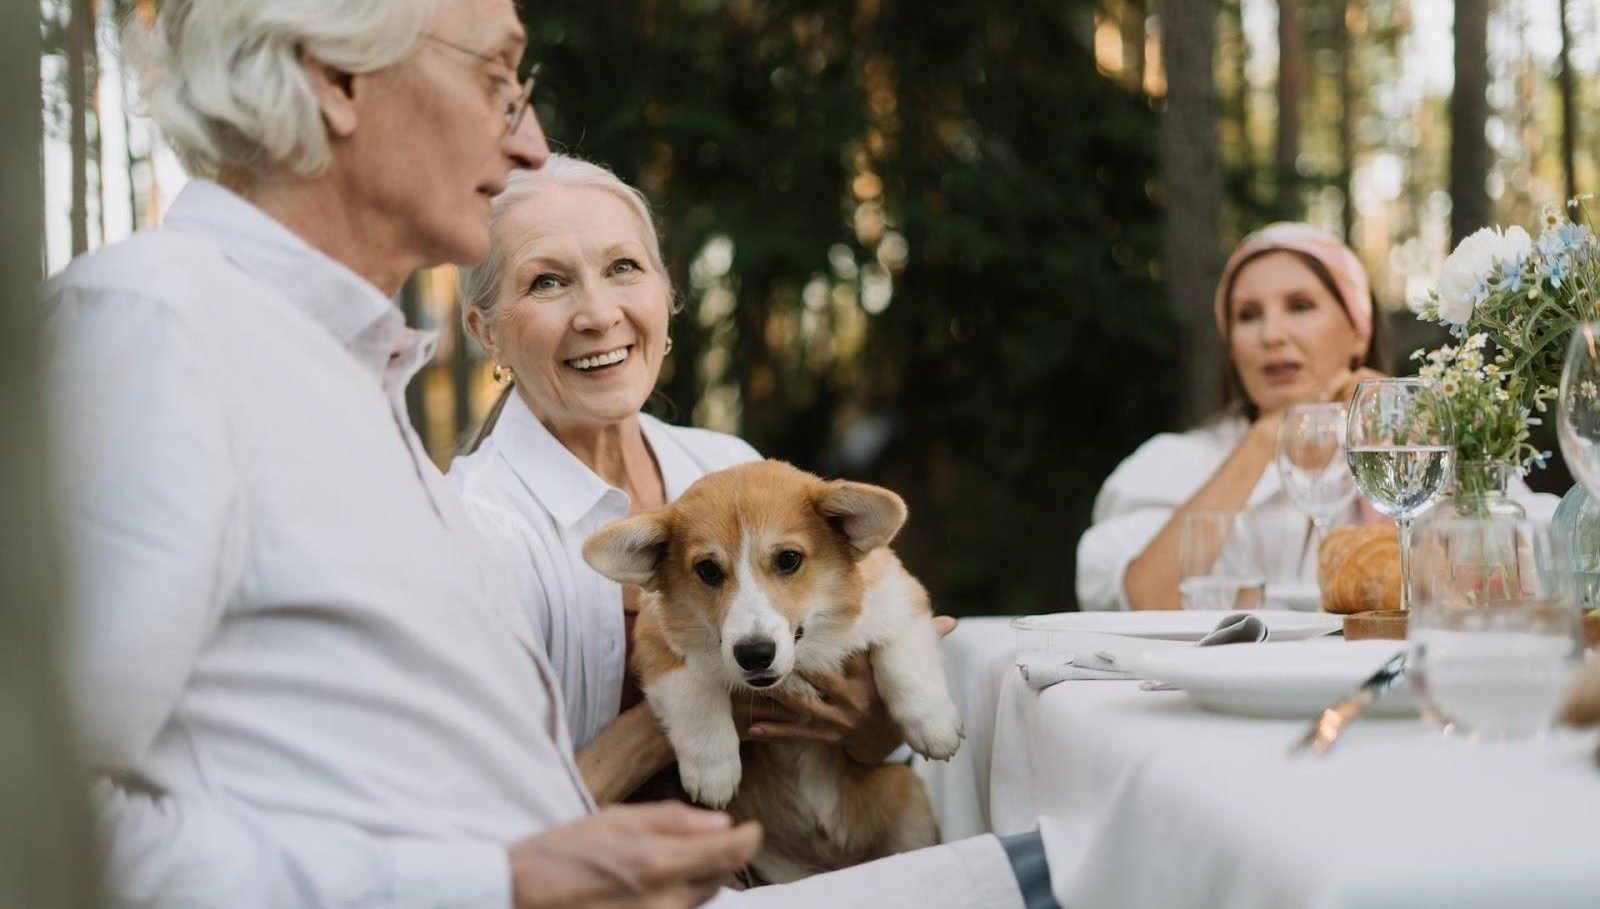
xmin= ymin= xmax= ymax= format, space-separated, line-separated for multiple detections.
xmin=1276 ymin=402 xmax=1358 ymax=549
xmin=1558 ymin=322 xmax=1600 ymax=498
xmin=1408 ymin=514 xmax=1583 ymax=739
xmin=1345 ymin=378 xmax=1455 ymax=612
xmin=1177 ymin=511 xmax=1266 ymax=610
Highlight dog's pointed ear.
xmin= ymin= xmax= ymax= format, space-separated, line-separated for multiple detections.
xmin=583 ymin=512 xmax=671 ymax=590
xmin=813 ymin=481 xmax=907 ymax=556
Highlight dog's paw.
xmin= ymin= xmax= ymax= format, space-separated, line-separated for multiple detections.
xmin=899 ymin=701 xmax=964 ymax=761
xmin=678 ymin=751 xmax=743 ymax=808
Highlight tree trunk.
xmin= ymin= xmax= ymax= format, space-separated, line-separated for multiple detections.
xmin=1231 ymin=0 xmax=1254 ymax=211
xmin=1160 ymin=0 xmax=1225 ymax=422
xmin=1334 ymin=0 xmax=1356 ymax=242
xmin=67 ymin=0 xmax=89 ymax=256
xmin=1557 ymin=0 xmax=1578 ymax=201
xmin=0 ymin=1 xmax=97 ymax=905
xmin=1449 ymin=0 xmax=1491 ymax=244
xmin=1275 ymin=0 xmax=1304 ymax=220
xmin=87 ymin=0 xmax=103 ymax=245
xmin=1121 ymin=0 xmax=1147 ymax=91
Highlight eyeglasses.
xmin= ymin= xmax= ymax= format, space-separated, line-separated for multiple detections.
xmin=424 ymin=34 xmax=538 ymax=136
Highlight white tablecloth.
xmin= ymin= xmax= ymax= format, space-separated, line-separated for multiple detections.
xmin=917 ymin=617 xmax=1600 ymax=909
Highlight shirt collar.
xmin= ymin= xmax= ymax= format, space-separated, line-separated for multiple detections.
xmin=163 ymin=179 xmax=435 ymax=387
xmin=491 ymin=392 xmax=630 ymax=530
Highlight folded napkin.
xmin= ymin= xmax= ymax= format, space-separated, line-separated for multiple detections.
xmin=1016 ymin=613 xmax=1268 ymax=691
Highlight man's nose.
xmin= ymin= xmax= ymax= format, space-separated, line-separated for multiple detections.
xmin=504 ymin=107 xmax=551 ymax=171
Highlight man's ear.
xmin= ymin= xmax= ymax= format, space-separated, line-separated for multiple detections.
xmin=812 ymin=480 xmax=908 ymax=557
xmin=302 ymin=51 xmax=359 ymax=140
xmin=583 ymin=512 xmax=671 ymax=590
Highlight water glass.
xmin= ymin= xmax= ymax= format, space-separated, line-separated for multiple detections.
xmin=1346 ymin=378 xmax=1455 ymax=611
xmin=1178 ymin=511 xmax=1265 ymax=610
xmin=1276 ymin=402 xmax=1357 ymax=540
xmin=1407 ymin=515 xmax=1584 ymax=740
xmin=1558 ymin=321 xmax=1600 ymax=498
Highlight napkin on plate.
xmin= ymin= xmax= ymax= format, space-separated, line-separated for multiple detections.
xmin=1016 ymin=614 xmax=1268 ymax=691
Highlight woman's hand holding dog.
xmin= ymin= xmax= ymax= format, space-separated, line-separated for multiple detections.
xmin=740 ymin=616 xmax=959 ymax=764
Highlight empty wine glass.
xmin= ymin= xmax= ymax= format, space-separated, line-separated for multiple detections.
xmin=1558 ymin=322 xmax=1600 ymax=498
xmin=1276 ymin=402 xmax=1357 ymax=547
xmin=1345 ymin=378 xmax=1455 ymax=612
xmin=1178 ymin=511 xmax=1266 ymax=610
xmin=1408 ymin=514 xmax=1584 ymax=739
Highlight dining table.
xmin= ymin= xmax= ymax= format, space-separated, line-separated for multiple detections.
xmin=915 ymin=615 xmax=1600 ymax=909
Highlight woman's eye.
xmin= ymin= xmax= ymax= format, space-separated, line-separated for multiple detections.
xmin=1236 ymin=306 xmax=1260 ymax=323
xmin=774 ymin=550 xmax=804 ymax=575
xmin=693 ymin=560 xmax=724 ymax=586
xmin=1289 ymin=296 xmax=1317 ymax=312
xmin=528 ymin=273 xmax=563 ymax=293
xmin=608 ymin=258 xmax=642 ymax=277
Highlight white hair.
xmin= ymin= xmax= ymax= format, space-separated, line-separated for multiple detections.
xmin=128 ymin=0 xmax=439 ymax=179
xmin=460 ymin=155 xmax=675 ymax=333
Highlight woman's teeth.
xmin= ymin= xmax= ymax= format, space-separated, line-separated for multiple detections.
xmin=568 ymin=346 xmax=631 ymax=371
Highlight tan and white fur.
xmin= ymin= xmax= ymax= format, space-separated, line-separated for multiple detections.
xmin=583 ymin=460 xmax=963 ymax=882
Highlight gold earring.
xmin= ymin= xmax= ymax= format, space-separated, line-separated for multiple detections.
xmin=492 ymin=362 xmax=515 ymax=385
xmin=664 ymin=336 xmax=674 ymax=356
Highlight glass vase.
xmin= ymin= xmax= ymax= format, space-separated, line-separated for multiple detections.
xmin=1422 ymin=460 xmax=1526 ymax=523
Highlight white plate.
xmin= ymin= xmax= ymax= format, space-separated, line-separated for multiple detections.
xmin=1010 ymin=610 xmax=1341 ymax=643
xmin=1265 ymin=584 xmax=1322 ymax=612
xmin=1122 ymin=639 xmax=1416 ymax=718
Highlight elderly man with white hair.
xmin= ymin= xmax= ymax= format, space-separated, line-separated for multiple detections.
xmin=46 ymin=1 xmax=1063 ymax=907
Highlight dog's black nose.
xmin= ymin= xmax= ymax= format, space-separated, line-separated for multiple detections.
xmin=732 ymin=637 xmax=777 ymax=671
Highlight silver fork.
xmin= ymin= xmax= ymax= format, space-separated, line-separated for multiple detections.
xmin=1289 ymin=651 xmax=1409 ymax=756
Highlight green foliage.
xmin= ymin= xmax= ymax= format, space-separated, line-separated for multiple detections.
xmin=522 ymin=0 xmax=1176 ymax=614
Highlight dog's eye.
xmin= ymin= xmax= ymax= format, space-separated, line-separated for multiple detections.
xmin=774 ymin=550 xmax=804 ymax=575
xmin=693 ymin=559 xmax=724 ymax=586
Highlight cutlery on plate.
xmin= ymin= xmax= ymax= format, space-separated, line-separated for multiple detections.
xmin=1289 ymin=651 xmax=1408 ymax=756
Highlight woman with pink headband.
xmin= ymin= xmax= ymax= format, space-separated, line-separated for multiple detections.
xmin=1076 ymin=223 xmax=1392 ymax=610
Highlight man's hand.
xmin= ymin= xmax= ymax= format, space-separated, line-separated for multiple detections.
xmin=739 ymin=615 xmax=959 ymax=764
xmin=509 ymin=803 xmax=761 ymax=909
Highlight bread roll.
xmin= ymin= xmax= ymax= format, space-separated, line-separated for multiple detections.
xmin=1317 ymin=525 xmax=1401 ymax=614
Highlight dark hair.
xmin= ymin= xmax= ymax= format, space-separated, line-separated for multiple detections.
xmin=1217 ymin=248 xmax=1392 ymax=421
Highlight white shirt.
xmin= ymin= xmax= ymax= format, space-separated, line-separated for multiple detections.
xmin=448 ymin=395 xmax=760 ymax=748
xmin=47 ymin=180 xmax=592 ymax=908
xmin=1075 ymin=415 xmax=1557 ymax=611
xmin=47 ymin=180 xmax=1025 ymax=909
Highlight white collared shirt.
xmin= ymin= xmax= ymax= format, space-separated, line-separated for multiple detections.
xmin=1075 ymin=415 xmax=1557 ymax=610
xmin=448 ymin=392 xmax=760 ymax=748
xmin=46 ymin=180 xmax=592 ymax=908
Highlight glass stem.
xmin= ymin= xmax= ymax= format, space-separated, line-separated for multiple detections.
xmin=1397 ymin=516 xmax=1413 ymax=612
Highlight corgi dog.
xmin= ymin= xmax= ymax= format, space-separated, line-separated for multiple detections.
xmin=582 ymin=460 xmax=964 ymax=883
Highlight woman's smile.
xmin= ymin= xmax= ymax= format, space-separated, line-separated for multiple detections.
xmin=565 ymin=344 xmax=635 ymax=374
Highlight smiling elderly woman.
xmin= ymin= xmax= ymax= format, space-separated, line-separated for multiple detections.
xmin=447 ymin=156 xmax=921 ymax=805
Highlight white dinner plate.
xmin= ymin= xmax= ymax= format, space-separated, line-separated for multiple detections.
xmin=1010 ymin=609 xmax=1341 ymax=643
xmin=1121 ymin=638 xmax=1417 ymax=718
xmin=1264 ymin=584 xmax=1322 ymax=612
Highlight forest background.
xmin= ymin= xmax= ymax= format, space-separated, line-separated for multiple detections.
xmin=34 ymin=0 xmax=1600 ymax=616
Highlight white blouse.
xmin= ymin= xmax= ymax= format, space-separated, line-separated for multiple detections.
xmin=1075 ymin=415 xmax=1557 ymax=611
xmin=448 ymin=393 xmax=761 ymax=748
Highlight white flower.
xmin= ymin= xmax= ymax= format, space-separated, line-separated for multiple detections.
xmin=1435 ymin=226 xmax=1534 ymax=324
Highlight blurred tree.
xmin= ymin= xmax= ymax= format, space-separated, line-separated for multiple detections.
xmin=1277 ymin=0 xmax=1305 ymax=219
xmin=68 ymin=0 xmax=90 ymax=255
xmin=1557 ymin=0 xmax=1577 ymax=201
xmin=521 ymin=0 xmax=1174 ymax=613
xmin=1159 ymin=0 xmax=1224 ymax=427
xmin=1450 ymin=0 xmax=1490 ymax=244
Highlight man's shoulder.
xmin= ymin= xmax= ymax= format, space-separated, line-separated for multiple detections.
xmin=45 ymin=227 xmax=236 ymax=314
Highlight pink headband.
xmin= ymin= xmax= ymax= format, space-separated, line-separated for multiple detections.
xmin=1213 ymin=222 xmax=1373 ymax=350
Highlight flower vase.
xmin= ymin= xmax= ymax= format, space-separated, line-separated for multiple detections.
xmin=1425 ymin=461 xmax=1526 ymax=523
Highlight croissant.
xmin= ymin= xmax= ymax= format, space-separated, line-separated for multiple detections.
xmin=1317 ymin=524 xmax=1401 ymax=614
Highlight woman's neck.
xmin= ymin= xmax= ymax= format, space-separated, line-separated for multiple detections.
xmin=534 ymin=401 xmax=664 ymax=511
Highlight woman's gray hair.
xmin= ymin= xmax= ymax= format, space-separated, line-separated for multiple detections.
xmin=128 ymin=0 xmax=438 ymax=179
xmin=460 ymin=155 xmax=675 ymax=337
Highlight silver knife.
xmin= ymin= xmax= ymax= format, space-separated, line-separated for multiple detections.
xmin=1289 ymin=650 xmax=1408 ymax=756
